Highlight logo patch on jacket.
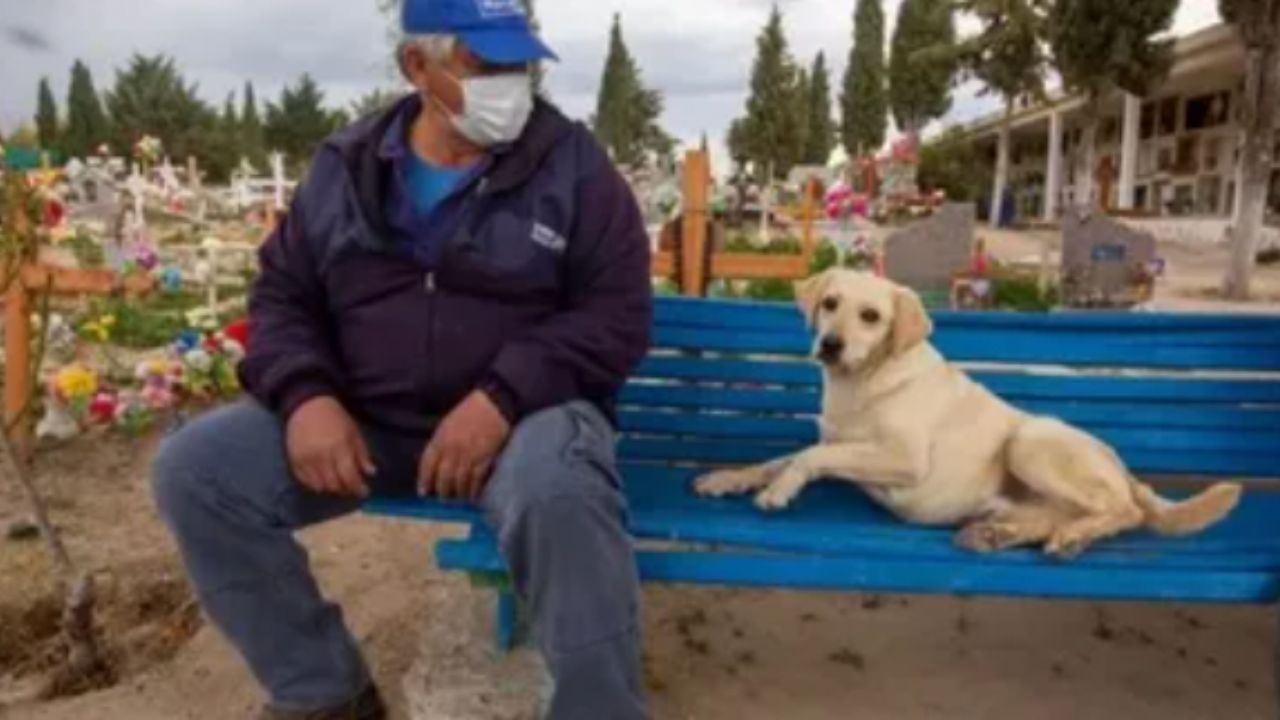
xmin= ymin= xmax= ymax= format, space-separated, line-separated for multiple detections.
xmin=531 ymin=222 xmax=567 ymax=254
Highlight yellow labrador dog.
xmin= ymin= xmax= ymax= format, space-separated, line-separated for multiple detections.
xmin=694 ymin=269 xmax=1243 ymax=558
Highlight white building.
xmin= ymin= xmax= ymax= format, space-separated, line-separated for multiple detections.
xmin=959 ymin=23 xmax=1266 ymax=230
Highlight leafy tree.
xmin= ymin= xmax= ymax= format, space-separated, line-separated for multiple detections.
xmin=264 ymin=73 xmax=343 ymax=169
xmin=64 ymin=60 xmax=108 ymax=158
xmin=726 ymin=118 xmax=751 ymax=170
xmin=104 ymin=54 xmax=213 ymax=161
xmin=803 ymin=52 xmax=837 ymax=165
xmin=351 ymin=87 xmax=404 ymax=119
xmin=918 ymin=126 xmax=990 ymax=202
xmin=889 ymin=0 xmax=955 ymax=139
xmin=200 ymin=93 xmax=243 ymax=183
xmin=1048 ymin=0 xmax=1177 ymax=207
xmin=35 ymin=78 xmax=59 ymax=152
xmin=841 ymin=0 xmax=888 ymax=156
xmin=240 ymin=81 xmax=266 ymax=167
xmin=5 ymin=124 xmax=39 ymax=150
xmin=738 ymin=6 xmax=807 ymax=178
xmin=1219 ymin=0 xmax=1280 ymax=298
xmin=591 ymin=14 xmax=673 ymax=168
xmin=947 ymin=0 xmax=1051 ymax=224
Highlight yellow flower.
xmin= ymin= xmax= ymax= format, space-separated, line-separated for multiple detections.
xmin=82 ymin=314 xmax=116 ymax=342
xmin=54 ymin=366 xmax=98 ymax=400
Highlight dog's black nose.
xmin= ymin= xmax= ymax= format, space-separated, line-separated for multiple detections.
xmin=818 ymin=335 xmax=844 ymax=363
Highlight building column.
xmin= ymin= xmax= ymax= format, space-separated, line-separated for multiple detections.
xmin=1233 ymin=149 xmax=1246 ymax=223
xmin=1118 ymin=93 xmax=1141 ymax=210
xmin=1044 ymin=111 xmax=1063 ymax=222
xmin=990 ymin=124 xmax=1010 ymax=227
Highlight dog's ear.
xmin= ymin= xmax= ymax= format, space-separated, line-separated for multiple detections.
xmin=891 ymin=287 xmax=933 ymax=355
xmin=794 ymin=270 xmax=834 ymax=328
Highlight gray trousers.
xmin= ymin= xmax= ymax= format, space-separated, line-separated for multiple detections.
xmin=151 ymin=399 xmax=648 ymax=719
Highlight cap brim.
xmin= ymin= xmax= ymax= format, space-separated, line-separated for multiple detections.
xmin=460 ymin=27 xmax=558 ymax=65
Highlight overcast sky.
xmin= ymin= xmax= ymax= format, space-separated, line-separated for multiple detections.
xmin=2 ymin=0 xmax=1223 ymax=167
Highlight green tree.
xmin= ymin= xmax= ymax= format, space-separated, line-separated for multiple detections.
xmin=200 ymin=93 xmax=243 ymax=183
xmin=264 ymin=73 xmax=342 ymax=169
xmin=591 ymin=14 xmax=672 ymax=168
xmin=738 ymin=6 xmax=807 ymax=179
xmin=63 ymin=60 xmax=108 ymax=158
xmin=35 ymin=78 xmax=59 ymax=152
xmin=104 ymin=54 xmax=213 ymax=161
xmin=918 ymin=126 xmax=989 ymax=202
xmin=841 ymin=0 xmax=888 ymax=156
xmin=240 ymin=81 xmax=266 ymax=167
xmin=350 ymin=87 xmax=404 ymax=118
xmin=803 ymin=52 xmax=836 ymax=165
xmin=1219 ymin=0 xmax=1280 ymax=298
xmin=948 ymin=0 xmax=1051 ymax=224
xmin=5 ymin=124 xmax=39 ymax=150
xmin=1049 ymin=0 xmax=1177 ymax=208
xmin=889 ymin=0 xmax=955 ymax=139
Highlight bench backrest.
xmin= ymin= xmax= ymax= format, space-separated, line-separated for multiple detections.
xmin=616 ymin=297 xmax=1280 ymax=481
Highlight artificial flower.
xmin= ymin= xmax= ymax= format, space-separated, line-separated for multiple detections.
xmin=54 ymin=366 xmax=99 ymax=400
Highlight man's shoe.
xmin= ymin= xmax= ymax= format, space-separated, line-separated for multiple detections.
xmin=258 ymin=685 xmax=387 ymax=720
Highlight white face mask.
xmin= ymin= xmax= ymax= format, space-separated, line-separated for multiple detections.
xmin=440 ymin=72 xmax=533 ymax=148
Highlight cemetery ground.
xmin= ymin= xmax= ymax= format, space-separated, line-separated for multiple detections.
xmin=2 ymin=230 xmax=1279 ymax=720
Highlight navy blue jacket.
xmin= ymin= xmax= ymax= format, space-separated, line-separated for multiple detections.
xmin=238 ymin=96 xmax=653 ymax=433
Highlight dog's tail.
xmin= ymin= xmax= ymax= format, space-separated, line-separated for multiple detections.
xmin=1133 ymin=482 xmax=1243 ymax=536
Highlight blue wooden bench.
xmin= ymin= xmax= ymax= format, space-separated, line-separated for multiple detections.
xmin=366 ymin=296 xmax=1280 ymax=652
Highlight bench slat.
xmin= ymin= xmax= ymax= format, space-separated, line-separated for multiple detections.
xmin=434 ymin=536 xmax=1280 ymax=604
xmin=617 ymin=410 xmax=1280 ymax=454
xmin=654 ymin=327 xmax=1280 ymax=371
xmin=655 ymin=296 xmax=1280 ymax=333
xmin=364 ymin=463 xmax=1280 ymax=564
xmin=620 ymin=385 xmax=1280 ymax=430
xmin=637 ymin=357 xmax=1280 ymax=405
xmin=617 ymin=437 xmax=1280 ymax=477
xmin=617 ymin=464 xmax=1280 ymax=559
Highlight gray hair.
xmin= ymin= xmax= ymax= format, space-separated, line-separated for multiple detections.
xmin=397 ymin=33 xmax=456 ymax=73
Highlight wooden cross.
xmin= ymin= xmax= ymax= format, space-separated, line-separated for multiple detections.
xmin=3 ymin=205 xmax=154 ymax=459
xmin=652 ymin=148 xmax=819 ymax=297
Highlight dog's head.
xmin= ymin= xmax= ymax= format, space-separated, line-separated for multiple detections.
xmin=794 ymin=269 xmax=933 ymax=374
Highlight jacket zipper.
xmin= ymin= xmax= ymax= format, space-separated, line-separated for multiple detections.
xmin=419 ymin=176 xmax=487 ymax=413
xmin=422 ymin=270 xmax=437 ymax=409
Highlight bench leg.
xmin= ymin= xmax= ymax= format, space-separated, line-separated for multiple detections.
xmin=495 ymin=588 xmax=518 ymax=652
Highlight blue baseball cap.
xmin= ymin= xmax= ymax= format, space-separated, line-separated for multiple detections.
xmin=402 ymin=0 xmax=558 ymax=65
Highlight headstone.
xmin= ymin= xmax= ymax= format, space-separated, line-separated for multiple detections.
xmin=883 ymin=203 xmax=974 ymax=294
xmin=1061 ymin=206 xmax=1157 ymax=308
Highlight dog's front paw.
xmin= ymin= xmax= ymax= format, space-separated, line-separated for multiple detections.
xmin=694 ymin=469 xmax=757 ymax=498
xmin=1044 ymin=529 xmax=1089 ymax=560
xmin=753 ymin=473 xmax=803 ymax=512
xmin=955 ymin=521 xmax=1020 ymax=554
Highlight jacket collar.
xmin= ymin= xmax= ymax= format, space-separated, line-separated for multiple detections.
xmin=330 ymin=92 xmax=573 ymax=241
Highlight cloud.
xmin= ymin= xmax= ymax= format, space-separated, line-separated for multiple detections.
xmin=4 ymin=26 xmax=53 ymax=52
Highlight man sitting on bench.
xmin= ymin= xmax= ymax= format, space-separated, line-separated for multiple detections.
xmin=150 ymin=1 xmax=653 ymax=717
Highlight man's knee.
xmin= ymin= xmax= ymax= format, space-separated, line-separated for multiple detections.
xmin=151 ymin=400 xmax=283 ymax=525
xmin=482 ymin=402 xmax=624 ymax=537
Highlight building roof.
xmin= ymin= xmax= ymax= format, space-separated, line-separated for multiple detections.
xmin=951 ymin=23 xmax=1240 ymax=140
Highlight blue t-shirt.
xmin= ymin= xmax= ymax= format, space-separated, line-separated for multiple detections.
xmin=402 ymin=150 xmax=471 ymax=218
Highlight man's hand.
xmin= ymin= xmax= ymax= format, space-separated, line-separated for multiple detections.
xmin=419 ymin=390 xmax=512 ymax=502
xmin=286 ymin=396 xmax=376 ymax=497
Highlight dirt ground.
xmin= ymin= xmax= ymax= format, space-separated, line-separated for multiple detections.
xmin=2 ymin=231 xmax=1278 ymax=720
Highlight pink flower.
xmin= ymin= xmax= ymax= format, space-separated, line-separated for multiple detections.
xmin=88 ymin=392 xmax=118 ymax=424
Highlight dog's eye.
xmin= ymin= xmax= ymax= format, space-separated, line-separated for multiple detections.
xmin=860 ymin=308 xmax=881 ymax=324
xmin=821 ymin=296 xmax=839 ymax=313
